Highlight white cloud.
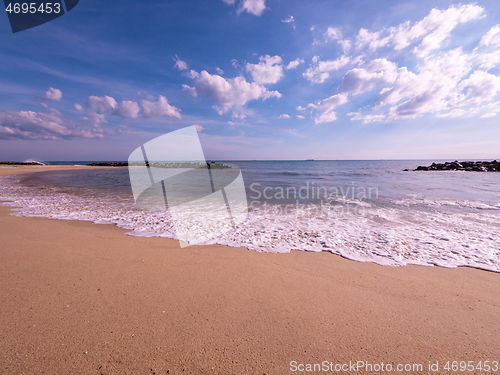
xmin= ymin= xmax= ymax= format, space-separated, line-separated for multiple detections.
xmin=278 ymin=114 xmax=291 ymax=119
xmin=232 ymin=112 xmax=246 ymax=120
xmin=436 ymin=109 xmax=467 ymax=118
xmin=113 ymin=100 xmax=140 ymax=119
xmin=74 ymin=103 xmax=83 ymax=111
xmin=303 ymin=55 xmax=351 ymax=84
xmin=476 ymin=49 xmax=500 ymax=70
xmin=221 ymin=0 xmax=236 ymax=4
xmin=0 ymin=110 xmax=115 ymax=140
xmin=282 ymin=15 xmax=295 ymax=30
xmin=480 ymin=112 xmax=497 ymax=118
xmin=296 ymin=115 xmax=305 ymax=119
xmin=246 ymin=55 xmax=284 ymax=85
xmin=187 ymin=70 xmax=200 ymax=79
xmin=355 ymin=28 xmax=385 ymax=50
xmin=85 ymin=95 xmax=117 ymax=114
xmin=378 ymin=49 xmax=472 ymax=119
xmin=355 ymin=4 xmax=485 ymax=57
xmin=351 ymin=48 xmax=500 ymax=122
xmin=325 ymin=27 xmax=351 ymax=53
xmin=195 ymin=124 xmax=205 ymax=132
xmin=82 ymin=113 xmax=107 ymax=133
xmin=313 ymin=94 xmax=349 ymax=124
xmin=458 ymin=70 xmax=500 ymax=106
xmin=325 ymin=26 xmax=342 ymax=41
xmin=39 ymin=102 xmax=48 ymax=108
xmin=377 ymin=48 xmax=470 ymax=108
xmin=479 ymin=25 xmax=500 ymax=47
xmin=182 ymin=84 xmax=197 ymax=97
xmin=216 ymin=67 xmax=224 ymax=75
xmin=341 ymin=59 xmax=398 ymax=95
xmin=141 ymin=95 xmax=181 ymax=119
xmin=285 ymin=58 xmax=304 ymax=70
xmin=238 ymin=0 xmax=266 ymax=16
xmin=186 ymin=70 xmax=281 ymax=114
xmin=304 ymin=5 xmax=500 ymax=124
xmin=42 ymin=87 xmax=62 ymax=101
xmin=174 ymin=55 xmax=188 ymax=70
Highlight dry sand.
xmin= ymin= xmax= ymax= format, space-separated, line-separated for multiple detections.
xmin=0 ymin=165 xmax=499 ymax=374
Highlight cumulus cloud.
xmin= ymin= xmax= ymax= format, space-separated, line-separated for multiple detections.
xmin=74 ymin=103 xmax=83 ymax=111
xmin=42 ymin=87 xmax=62 ymax=101
xmin=303 ymin=55 xmax=351 ymax=84
xmin=278 ymin=114 xmax=291 ymax=119
xmin=0 ymin=109 xmax=119 ymax=140
xmin=185 ymin=70 xmax=281 ymax=114
xmin=351 ymin=49 xmax=500 ymax=123
xmin=313 ymin=94 xmax=348 ymax=124
xmin=285 ymin=58 xmax=304 ymax=70
xmin=297 ymin=115 xmax=305 ymax=119
xmin=355 ymin=4 xmax=484 ymax=57
xmin=325 ymin=27 xmax=351 ymax=53
xmin=246 ymin=55 xmax=284 ymax=84
xmin=300 ymin=4 xmax=500 ymax=124
xmin=479 ymin=25 xmax=500 ymax=47
xmin=174 ymin=55 xmax=188 ymax=70
xmin=113 ymin=100 xmax=140 ymax=119
xmin=476 ymin=49 xmax=500 ymax=70
xmin=480 ymin=112 xmax=497 ymax=118
xmin=141 ymin=95 xmax=181 ymax=119
xmin=82 ymin=112 xmax=107 ymax=131
xmin=238 ymin=0 xmax=266 ymax=16
xmin=85 ymin=96 xmax=117 ymax=114
xmin=458 ymin=70 xmax=500 ymax=106
xmin=195 ymin=124 xmax=205 ymax=132
xmin=341 ymin=59 xmax=398 ymax=95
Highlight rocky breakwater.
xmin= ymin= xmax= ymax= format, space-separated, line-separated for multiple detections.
xmin=412 ymin=160 xmax=500 ymax=172
xmin=0 ymin=161 xmax=45 ymax=165
xmin=124 ymin=161 xmax=232 ymax=169
xmin=87 ymin=162 xmax=128 ymax=167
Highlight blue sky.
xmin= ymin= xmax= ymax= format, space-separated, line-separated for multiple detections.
xmin=1 ymin=0 xmax=500 ymax=161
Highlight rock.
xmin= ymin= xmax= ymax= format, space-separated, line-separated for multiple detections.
xmin=87 ymin=162 xmax=128 ymax=167
xmin=413 ymin=160 xmax=500 ymax=172
xmin=0 ymin=161 xmax=45 ymax=165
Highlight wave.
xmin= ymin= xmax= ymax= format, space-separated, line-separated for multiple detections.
xmin=1 ymin=173 xmax=499 ymax=273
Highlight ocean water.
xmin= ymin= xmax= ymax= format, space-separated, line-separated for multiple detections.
xmin=1 ymin=160 xmax=500 ymax=272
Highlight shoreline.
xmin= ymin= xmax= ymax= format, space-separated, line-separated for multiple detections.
xmin=1 ymin=165 xmax=499 ymax=374
xmin=1 ymin=165 xmax=498 ymax=274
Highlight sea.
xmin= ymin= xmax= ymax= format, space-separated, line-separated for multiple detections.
xmin=1 ymin=160 xmax=499 ymax=272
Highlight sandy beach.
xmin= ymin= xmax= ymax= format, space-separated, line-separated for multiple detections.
xmin=0 ymin=165 xmax=499 ymax=374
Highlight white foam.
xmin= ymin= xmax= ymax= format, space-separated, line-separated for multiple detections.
xmin=1 ymin=175 xmax=499 ymax=272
